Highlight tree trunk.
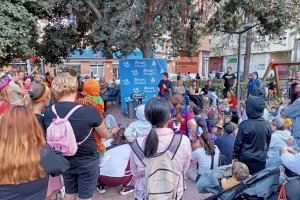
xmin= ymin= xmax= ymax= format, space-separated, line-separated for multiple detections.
xmin=141 ymin=42 xmax=152 ymax=58
xmin=243 ymin=29 xmax=253 ymax=81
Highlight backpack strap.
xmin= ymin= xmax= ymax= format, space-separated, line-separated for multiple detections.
xmin=77 ymin=128 xmax=93 ymax=145
xmin=131 ymin=140 xmax=146 ymax=166
xmin=210 ymin=154 xmax=214 ymax=170
xmin=167 ymin=134 xmax=182 ymax=160
xmin=106 ymin=142 xmax=126 ymax=151
xmin=51 ymin=104 xmax=82 ymax=120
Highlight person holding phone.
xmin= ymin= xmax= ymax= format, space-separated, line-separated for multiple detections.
xmin=157 ymin=72 xmax=172 ymax=100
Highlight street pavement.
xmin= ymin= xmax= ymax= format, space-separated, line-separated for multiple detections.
xmin=93 ymin=103 xmax=212 ymax=199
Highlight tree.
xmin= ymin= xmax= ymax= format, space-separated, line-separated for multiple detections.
xmin=39 ymin=0 xmax=211 ymax=63
xmin=0 ymin=0 xmax=52 ymax=65
xmin=210 ymin=0 xmax=299 ymax=79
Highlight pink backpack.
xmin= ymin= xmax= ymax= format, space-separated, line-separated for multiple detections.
xmin=46 ymin=105 xmax=92 ymax=156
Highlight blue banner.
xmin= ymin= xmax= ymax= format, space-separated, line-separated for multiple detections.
xmin=119 ymin=59 xmax=167 ymax=114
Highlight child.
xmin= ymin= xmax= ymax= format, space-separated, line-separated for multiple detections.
xmin=76 ymin=78 xmax=110 ymax=167
xmin=221 ymin=162 xmax=250 ymax=190
xmin=193 ymin=106 xmax=208 ymax=135
xmin=174 ymin=80 xmax=190 ymax=107
xmin=269 ymin=106 xmax=277 ymax=119
xmin=225 ymin=90 xmax=237 ymax=110
xmin=124 ymin=104 xmax=152 ymax=142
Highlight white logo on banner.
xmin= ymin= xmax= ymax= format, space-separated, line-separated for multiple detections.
xmin=144 ymin=86 xmax=156 ymax=93
xmin=132 ymin=70 xmax=138 ymax=76
xmin=134 ymin=78 xmax=146 ymax=85
xmin=125 ymin=97 xmax=131 ymax=102
xmin=151 ymin=78 xmax=155 ymax=83
xmin=135 ymin=61 xmax=147 ymax=68
xmin=153 ymin=94 xmax=157 ymax=98
xmin=124 ymin=62 xmax=130 ymax=68
xmin=123 ymin=79 xmax=130 ymax=85
xmin=152 ymin=61 xmax=156 ymax=66
xmin=143 ymin=69 xmax=155 ymax=75
xmin=160 ymin=68 xmax=165 ymax=74
xmin=133 ymin=88 xmax=140 ymax=93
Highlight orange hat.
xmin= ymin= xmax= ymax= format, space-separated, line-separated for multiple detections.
xmin=83 ymin=78 xmax=100 ymax=96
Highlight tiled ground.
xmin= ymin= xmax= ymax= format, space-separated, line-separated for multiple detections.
xmin=94 ymin=103 xmax=212 ymax=200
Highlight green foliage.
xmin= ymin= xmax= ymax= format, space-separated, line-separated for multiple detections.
xmin=0 ymin=0 xmax=52 ymax=65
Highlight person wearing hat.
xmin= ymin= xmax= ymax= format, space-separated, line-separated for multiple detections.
xmin=0 ymin=76 xmax=11 ymax=116
xmin=157 ymin=72 xmax=172 ymax=100
xmin=215 ymin=122 xmax=236 ymax=163
xmin=266 ymin=118 xmax=293 ymax=167
xmin=76 ymin=78 xmax=111 ymax=168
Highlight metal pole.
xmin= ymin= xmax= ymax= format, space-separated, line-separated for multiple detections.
xmin=237 ymin=33 xmax=241 ymax=107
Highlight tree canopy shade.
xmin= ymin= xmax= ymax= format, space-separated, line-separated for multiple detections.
xmin=0 ymin=0 xmax=52 ymax=65
xmin=0 ymin=0 xmax=299 ymax=65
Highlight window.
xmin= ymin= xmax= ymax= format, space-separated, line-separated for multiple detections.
xmin=90 ymin=64 xmax=104 ymax=77
xmin=295 ymin=40 xmax=300 ymax=62
xmin=113 ymin=63 xmax=119 ymax=79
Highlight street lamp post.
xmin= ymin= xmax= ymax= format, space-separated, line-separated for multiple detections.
xmin=215 ymin=21 xmax=257 ymax=106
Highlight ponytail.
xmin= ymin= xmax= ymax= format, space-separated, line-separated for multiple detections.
xmin=201 ymin=132 xmax=215 ymax=156
xmin=144 ymin=128 xmax=159 ymax=158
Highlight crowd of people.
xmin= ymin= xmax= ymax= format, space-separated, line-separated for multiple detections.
xmin=0 ymin=67 xmax=299 ymax=200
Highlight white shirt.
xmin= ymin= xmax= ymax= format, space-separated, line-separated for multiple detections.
xmin=100 ymin=138 xmax=132 ymax=177
xmin=281 ymin=152 xmax=300 ymax=175
xmin=192 ymin=146 xmax=220 ymax=175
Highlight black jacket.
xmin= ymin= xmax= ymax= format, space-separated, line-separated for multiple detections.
xmin=233 ymin=96 xmax=272 ymax=161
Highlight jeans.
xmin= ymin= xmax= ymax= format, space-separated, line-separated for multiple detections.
xmin=207 ymin=92 xmax=218 ymax=107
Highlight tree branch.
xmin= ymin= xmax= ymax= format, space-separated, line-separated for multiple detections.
xmin=83 ymin=0 xmax=102 ymax=19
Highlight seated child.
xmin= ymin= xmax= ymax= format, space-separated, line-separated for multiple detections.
xmin=193 ymin=106 xmax=208 ymax=135
xmin=76 ymin=78 xmax=110 ymax=168
xmin=221 ymin=162 xmax=250 ymax=190
xmin=124 ymin=104 xmax=152 ymax=142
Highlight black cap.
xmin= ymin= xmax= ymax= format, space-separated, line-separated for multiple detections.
xmin=162 ymin=72 xmax=169 ymax=78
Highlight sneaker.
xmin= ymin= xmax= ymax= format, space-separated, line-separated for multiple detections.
xmin=120 ymin=186 xmax=135 ymax=196
xmin=99 ymin=153 xmax=111 ymax=168
xmin=97 ymin=185 xmax=106 ymax=194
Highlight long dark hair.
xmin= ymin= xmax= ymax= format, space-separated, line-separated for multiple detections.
xmin=170 ymin=94 xmax=184 ymax=124
xmin=200 ymin=132 xmax=215 ymax=156
xmin=111 ymin=128 xmax=126 ymax=145
xmin=144 ymin=97 xmax=171 ymax=158
xmin=192 ymin=79 xmax=199 ymax=93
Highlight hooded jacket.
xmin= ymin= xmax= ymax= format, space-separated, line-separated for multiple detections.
xmin=124 ymin=105 xmax=152 ymax=142
xmin=284 ymin=98 xmax=300 ymax=138
xmin=233 ymin=96 xmax=272 ymax=161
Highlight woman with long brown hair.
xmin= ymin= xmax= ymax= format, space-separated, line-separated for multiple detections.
xmin=0 ymin=106 xmax=69 ymax=200
xmin=191 ymin=132 xmax=220 ymax=181
xmin=0 ymin=76 xmax=11 ymax=116
xmin=189 ymin=79 xmax=203 ymax=109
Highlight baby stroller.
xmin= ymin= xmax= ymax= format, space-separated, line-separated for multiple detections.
xmin=197 ymin=166 xmax=281 ymax=200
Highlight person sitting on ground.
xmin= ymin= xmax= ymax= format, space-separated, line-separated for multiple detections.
xmin=174 ymin=79 xmax=190 ymax=107
xmin=233 ymin=96 xmax=272 ymax=175
xmin=192 ymin=132 xmax=220 ymax=181
xmin=189 ymin=79 xmax=203 ymax=109
xmin=283 ymin=83 xmax=300 ymax=150
xmin=43 ymin=73 xmax=110 ymax=200
xmin=206 ymin=108 xmax=218 ymax=133
xmin=221 ymin=162 xmax=250 ymax=190
xmin=215 ymin=122 xmax=236 ymax=163
xmin=130 ymin=97 xmax=191 ymax=200
xmin=157 ymin=72 xmax=172 ymax=100
xmin=225 ymin=90 xmax=237 ymax=110
xmin=0 ymin=76 xmax=11 ymax=116
xmin=0 ymin=106 xmax=69 ymax=200
xmin=266 ymin=118 xmax=293 ymax=167
xmin=269 ymin=106 xmax=277 ymax=119
xmin=98 ymin=128 xmax=135 ymax=196
xmin=124 ymin=104 xmax=152 ymax=142
xmin=202 ymin=79 xmax=218 ymax=107
xmin=75 ymin=78 xmax=111 ymax=168
xmin=168 ymin=94 xmax=197 ymax=140
xmin=193 ymin=106 xmax=208 ymax=134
